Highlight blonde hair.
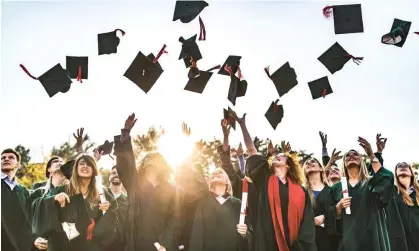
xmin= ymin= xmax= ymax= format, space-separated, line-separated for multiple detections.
xmin=395 ymin=163 xmax=419 ymax=206
xmin=269 ymin=153 xmax=306 ymax=186
xmin=303 ymin=158 xmax=327 ymax=207
xmin=209 ymin=168 xmax=233 ymax=196
xmin=341 ymin=150 xmax=370 ymax=187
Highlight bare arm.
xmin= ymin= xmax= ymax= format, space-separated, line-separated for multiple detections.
xmin=233 ymin=113 xmax=258 ymax=156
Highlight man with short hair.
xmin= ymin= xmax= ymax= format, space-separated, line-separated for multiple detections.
xmin=32 ymin=156 xmax=63 ymax=190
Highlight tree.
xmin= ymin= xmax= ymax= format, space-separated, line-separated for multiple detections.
xmin=14 ymin=145 xmax=31 ymax=179
xmin=51 ymin=134 xmax=95 ymax=161
xmin=132 ymin=126 xmax=165 ymax=160
xmin=17 ymin=163 xmax=46 ymax=189
xmin=100 ymin=168 xmax=111 ymax=188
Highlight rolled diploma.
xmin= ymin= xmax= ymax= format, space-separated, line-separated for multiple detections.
xmin=154 ymin=242 xmax=161 ymax=250
xmin=95 ymin=175 xmax=107 ymax=215
xmin=340 ymin=177 xmax=351 ymax=215
xmin=239 ymin=192 xmax=248 ymax=225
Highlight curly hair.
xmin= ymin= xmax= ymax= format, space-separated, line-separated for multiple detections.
xmin=269 ymin=153 xmax=306 ymax=186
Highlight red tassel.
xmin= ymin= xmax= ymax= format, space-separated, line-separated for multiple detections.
xmin=198 ymin=16 xmax=206 ymax=41
xmin=76 ymin=66 xmax=83 ymax=83
xmin=153 ymin=44 xmax=168 ymax=64
xmin=224 ymin=64 xmax=233 ymax=76
xmin=323 ymin=6 xmax=333 ymax=18
xmin=237 ymin=65 xmax=243 ymax=79
xmin=344 ymin=54 xmax=363 ymax=65
xmin=114 ymin=29 xmax=126 ymax=36
xmin=19 ymin=64 xmax=38 ymax=80
xmin=321 ymin=89 xmax=327 ymax=98
xmin=264 ymin=66 xmax=271 ymax=78
xmin=86 ymin=218 xmax=95 ymax=240
xmin=414 ymin=32 xmax=419 ymax=35
xmin=273 ymin=104 xmax=278 ymax=113
xmin=207 ymin=65 xmax=221 ymax=72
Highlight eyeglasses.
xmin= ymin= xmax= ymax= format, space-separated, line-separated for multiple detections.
xmin=396 ymin=163 xmax=411 ymax=169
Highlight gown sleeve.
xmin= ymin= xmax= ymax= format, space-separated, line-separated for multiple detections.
xmin=246 ymin=155 xmax=269 ymax=188
xmin=219 ymin=146 xmax=244 ymax=198
xmin=293 ymin=188 xmax=317 ymax=251
xmin=385 ymin=188 xmax=409 ymax=251
xmin=113 ymin=134 xmax=137 ymax=194
xmin=188 ymin=200 xmax=204 ymax=251
xmin=92 ymin=191 xmax=119 ymax=247
xmin=367 ymin=167 xmax=394 ymax=208
xmin=324 ymin=184 xmax=343 ymax=237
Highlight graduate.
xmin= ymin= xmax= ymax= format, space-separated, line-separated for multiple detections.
xmin=32 ymin=156 xmax=63 ymax=190
xmin=324 ymin=149 xmax=343 ymax=186
xmin=232 ymin=112 xmax=317 ymax=251
xmin=1 ymin=148 xmax=35 ymax=251
xmin=113 ymin=113 xmax=178 ymax=251
xmin=324 ymin=137 xmax=394 ymax=251
xmin=31 ymin=154 xmax=118 ymax=251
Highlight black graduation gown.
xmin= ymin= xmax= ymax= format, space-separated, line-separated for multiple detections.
xmin=312 ymin=186 xmax=335 ymax=251
xmin=246 ymin=155 xmax=316 ymax=251
xmin=31 ymin=185 xmax=118 ymax=251
xmin=113 ymin=134 xmax=178 ymax=251
xmin=32 ymin=181 xmax=48 ymax=190
xmin=325 ymin=167 xmax=393 ymax=251
xmin=1 ymin=180 xmax=35 ymax=251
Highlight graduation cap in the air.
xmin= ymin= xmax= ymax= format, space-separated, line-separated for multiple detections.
xmin=184 ymin=64 xmax=220 ymax=93
xmin=223 ymin=107 xmax=236 ymax=130
xmin=318 ymin=42 xmax=363 ymax=74
xmin=66 ymin=56 xmax=88 ymax=83
xmin=218 ymin=55 xmax=241 ymax=76
xmin=98 ymin=29 xmax=125 ymax=55
xmin=97 ymin=140 xmax=114 ymax=159
xmin=264 ymin=62 xmax=298 ymax=97
xmin=123 ymin=45 xmax=168 ymax=93
xmin=19 ymin=64 xmax=72 ymax=98
xmin=381 ymin=19 xmax=413 ymax=47
xmin=173 ymin=1 xmax=209 ymax=40
xmin=322 ymin=4 xmax=364 ymax=34
xmin=60 ymin=160 xmax=74 ymax=180
xmin=179 ymin=35 xmax=203 ymax=68
xmin=308 ymin=76 xmax=333 ymax=99
xmin=224 ymin=64 xmax=247 ymax=106
xmin=265 ymin=100 xmax=284 ymax=130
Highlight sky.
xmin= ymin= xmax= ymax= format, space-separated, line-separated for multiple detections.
xmin=1 ymin=0 xmax=418 ymax=170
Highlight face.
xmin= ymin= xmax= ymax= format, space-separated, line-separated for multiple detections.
xmin=52 ymin=170 xmax=67 ymax=184
xmin=1 ymin=153 xmax=20 ymax=171
xmin=344 ymin=151 xmax=361 ymax=168
xmin=209 ymin=169 xmax=227 ymax=185
xmin=109 ymin=168 xmax=121 ymax=185
xmin=48 ymin=158 xmax=63 ymax=174
xmin=328 ymin=167 xmax=341 ymax=180
xmin=304 ymin=158 xmax=322 ymax=174
xmin=396 ymin=162 xmax=412 ymax=178
xmin=77 ymin=159 xmax=94 ymax=178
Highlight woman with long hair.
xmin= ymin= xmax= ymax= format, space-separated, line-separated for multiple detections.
xmin=325 ymin=137 xmax=394 ymax=251
xmin=233 ymin=111 xmax=316 ymax=251
xmin=32 ymin=154 xmax=117 ymax=251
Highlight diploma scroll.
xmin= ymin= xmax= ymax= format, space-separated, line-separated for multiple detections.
xmin=239 ymin=178 xmax=249 ymax=225
xmin=340 ymin=177 xmax=351 ymax=215
xmin=95 ymin=175 xmax=107 ymax=215
xmin=154 ymin=242 xmax=161 ymax=250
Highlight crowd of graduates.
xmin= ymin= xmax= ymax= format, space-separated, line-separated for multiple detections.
xmin=1 ymin=112 xmax=418 ymax=251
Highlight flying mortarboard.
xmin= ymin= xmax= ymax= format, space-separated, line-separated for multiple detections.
xmin=173 ymin=1 xmax=208 ymax=40
xmin=98 ymin=29 xmax=125 ymax=55
xmin=123 ymin=44 xmax=168 ymax=93
xmin=19 ymin=64 xmax=72 ymax=98
xmin=224 ymin=64 xmax=247 ymax=106
xmin=218 ymin=55 xmax=241 ymax=76
xmin=265 ymin=100 xmax=284 ymax=130
xmin=179 ymin=35 xmax=203 ymax=68
xmin=318 ymin=42 xmax=363 ymax=74
xmin=381 ymin=19 xmax=413 ymax=47
xmin=322 ymin=4 xmax=364 ymax=34
xmin=97 ymin=140 xmax=114 ymax=159
xmin=66 ymin=56 xmax=88 ymax=83
xmin=308 ymin=76 xmax=333 ymax=100
xmin=223 ymin=107 xmax=236 ymax=130
xmin=264 ymin=62 xmax=298 ymax=97
xmin=184 ymin=64 xmax=220 ymax=93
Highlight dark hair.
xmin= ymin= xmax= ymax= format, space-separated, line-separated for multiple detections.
xmin=45 ymin=156 xmax=61 ymax=178
xmin=111 ymin=165 xmax=117 ymax=170
xmin=1 ymin=148 xmax=20 ymax=162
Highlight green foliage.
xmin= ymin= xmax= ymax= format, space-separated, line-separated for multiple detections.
xmin=14 ymin=145 xmax=31 ymax=179
xmin=17 ymin=163 xmax=46 ymax=189
xmin=100 ymin=168 xmax=110 ymax=188
xmin=132 ymin=126 xmax=165 ymax=160
xmin=51 ymin=134 xmax=94 ymax=161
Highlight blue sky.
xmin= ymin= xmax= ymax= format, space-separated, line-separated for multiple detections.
xmin=1 ymin=0 xmax=418 ymax=170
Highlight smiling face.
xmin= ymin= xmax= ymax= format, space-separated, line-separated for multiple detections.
xmin=1 ymin=152 xmax=20 ymax=172
xmin=396 ymin=162 xmax=413 ymax=178
xmin=76 ymin=158 xmax=95 ymax=179
xmin=271 ymin=153 xmax=289 ymax=173
xmin=303 ymin=158 xmax=323 ymax=174
xmin=109 ymin=167 xmax=121 ymax=185
xmin=328 ymin=166 xmax=342 ymax=181
xmin=344 ymin=150 xmax=361 ymax=168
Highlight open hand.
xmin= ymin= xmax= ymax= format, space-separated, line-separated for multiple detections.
xmin=182 ymin=122 xmax=191 ymax=137
xmin=221 ymin=119 xmax=231 ymax=136
xmin=231 ymin=143 xmax=244 ymax=156
xmin=231 ymin=110 xmax=246 ymax=125
xmin=358 ymin=137 xmax=374 ymax=159
xmin=73 ymin=128 xmax=85 ymax=152
xmin=281 ymin=141 xmax=291 ymax=153
xmin=376 ymin=133 xmax=387 ymax=153
xmin=327 ymin=148 xmax=342 ymax=167
xmin=54 ymin=192 xmax=70 ymax=207
xmin=124 ymin=113 xmax=137 ymax=131
xmin=319 ymin=131 xmax=327 ymax=148
xmin=268 ymin=141 xmax=278 ymax=155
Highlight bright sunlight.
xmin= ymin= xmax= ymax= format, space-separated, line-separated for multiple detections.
xmin=156 ymin=131 xmax=195 ymax=170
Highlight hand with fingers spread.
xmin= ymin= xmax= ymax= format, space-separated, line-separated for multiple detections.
xmin=326 ymin=148 xmax=342 ymax=169
xmin=358 ymin=137 xmax=374 ymax=160
xmin=281 ymin=141 xmax=291 ymax=153
xmin=182 ymin=122 xmax=191 ymax=137
xmin=231 ymin=110 xmax=246 ymax=126
xmin=54 ymin=192 xmax=70 ymax=207
xmin=376 ymin=133 xmax=387 ymax=153
xmin=73 ymin=128 xmax=85 ymax=153
xmin=268 ymin=141 xmax=278 ymax=155
xmin=124 ymin=113 xmax=137 ymax=131
xmin=319 ymin=131 xmax=327 ymax=148
xmin=231 ymin=143 xmax=244 ymax=156
xmin=221 ymin=119 xmax=231 ymax=136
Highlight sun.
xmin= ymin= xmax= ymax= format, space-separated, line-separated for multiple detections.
xmin=156 ymin=132 xmax=195 ymax=170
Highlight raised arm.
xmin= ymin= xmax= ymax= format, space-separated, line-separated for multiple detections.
xmin=73 ymin=127 xmax=85 ymax=154
xmin=319 ymin=131 xmax=330 ymax=166
xmin=232 ymin=111 xmax=258 ymax=156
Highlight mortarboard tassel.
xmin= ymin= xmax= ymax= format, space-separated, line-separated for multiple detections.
xmin=86 ymin=218 xmax=95 ymax=240
xmin=224 ymin=64 xmax=233 ymax=76
xmin=264 ymin=66 xmax=272 ymax=78
xmin=414 ymin=32 xmax=419 ymax=35
xmin=237 ymin=65 xmax=244 ymax=80
xmin=344 ymin=54 xmax=364 ymax=65
xmin=19 ymin=64 xmax=38 ymax=80
xmin=76 ymin=66 xmax=83 ymax=83
xmin=114 ymin=29 xmax=126 ymax=36
xmin=198 ymin=16 xmax=206 ymax=41
xmin=273 ymin=103 xmax=279 ymax=113
xmin=206 ymin=65 xmax=221 ymax=72
xmin=321 ymin=89 xmax=327 ymax=98
xmin=323 ymin=6 xmax=333 ymax=18
xmin=153 ymin=44 xmax=168 ymax=64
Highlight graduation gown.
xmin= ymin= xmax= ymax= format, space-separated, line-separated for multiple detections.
xmin=325 ymin=167 xmax=394 ymax=251
xmin=246 ymin=155 xmax=316 ymax=251
xmin=114 ymin=133 xmax=178 ymax=251
xmin=31 ymin=185 xmax=118 ymax=251
xmin=1 ymin=180 xmax=35 ymax=251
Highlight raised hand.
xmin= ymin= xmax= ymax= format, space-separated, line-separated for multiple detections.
xmin=231 ymin=143 xmax=244 ymax=156
xmin=268 ymin=141 xmax=278 ymax=155
xmin=182 ymin=122 xmax=191 ymax=137
xmin=358 ymin=137 xmax=374 ymax=159
xmin=281 ymin=141 xmax=291 ymax=153
xmin=327 ymin=148 xmax=342 ymax=168
xmin=231 ymin=110 xmax=246 ymax=125
xmin=124 ymin=113 xmax=137 ymax=131
xmin=319 ymin=131 xmax=327 ymax=148
xmin=221 ymin=119 xmax=231 ymax=136
xmin=93 ymin=148 xmax=104 ymax=162
xmin=376 ymin=133 xmax=387 ymax=153
xmin=73 ymin=128 xmax=85 ymax=153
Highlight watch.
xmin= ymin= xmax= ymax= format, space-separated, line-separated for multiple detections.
xmin=371 ymin=157 xmax=379 ymax=163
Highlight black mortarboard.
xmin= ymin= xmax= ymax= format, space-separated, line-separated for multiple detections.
xmin=218 ymin=56 xmax=241 ymax=76
xmin=98 ymin=29 xmax=125 ymax=55
xmin=265 ymin=62 xmax=298 ymax=97
xmin=381 ymin=19 xmax=412 ymax=47
xmin=97 ymin=140 xmax=114 ymax=156
xmin=179 ymin=35 xmax=202 ymax=68
xmin=227 ymin=75 xmax=247 ymax=106
xmin=124 ymin=46 xmax=167 ymax=93
xmin=173 ymin=1 xmax=208 ymax=23
xmin=66 ymin=56 xmax=88 ymax=82
xmin=184 ymin=65 xmax=220 ymax=93
xmin=60 ymin=160 xmax=74 ymax=180
xmin=308 ymin=76 xmax=333 ymax=99
xmin=318 ymin=42 xmax=363 ymax=74
xmin=265 ymin=100 xmax=284 ymax=130
xmin=323 ymin=4 xmax=364 ymax=34
xmin=223 ymin=107 xmax=236 ymax=130
xmin=19 ymin=63 xmax=72 ymax=98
